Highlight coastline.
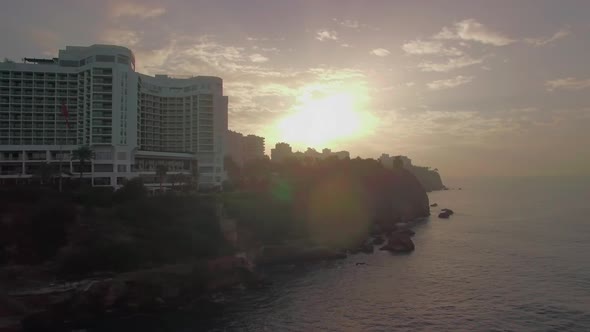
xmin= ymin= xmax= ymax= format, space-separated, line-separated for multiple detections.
xmin=0 ymin=166 xmax=441 ymax=331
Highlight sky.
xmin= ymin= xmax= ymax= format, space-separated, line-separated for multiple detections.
xmin=1 ymin=0 xmax=589 ymax=176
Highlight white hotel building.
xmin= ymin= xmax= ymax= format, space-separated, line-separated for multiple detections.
xmin=0 ymin=44 xmax=228 ymax=189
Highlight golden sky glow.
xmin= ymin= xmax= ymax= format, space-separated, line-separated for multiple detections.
xmin=274 ymin=83 xmax=377 ymax=149
xmin=3 ymin=1 xmax=590 ymax=175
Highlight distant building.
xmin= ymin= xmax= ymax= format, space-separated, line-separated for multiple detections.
xmin=379 ymin=154 xmax=412 ymax=169
xmin=225 ymin=130 xmax=244 ymax=165
xmin=270 ymin=143 xmax=349 ymax=162
xmin=322 ymin=148 xmax=350 ymax=160
xmin=270 ymin=142 xmax=293 ymax=162
xmin=225 ymin=130 xmax=265 ymax=165
xmin=243 ymin=134 xmax=265 ymax=162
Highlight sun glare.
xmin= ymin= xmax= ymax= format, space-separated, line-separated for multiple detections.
xmin=276 ymin=86 xmax=374 ymax=148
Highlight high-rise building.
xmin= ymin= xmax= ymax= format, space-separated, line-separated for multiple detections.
xmin=270 ymin=142 xmax=293 ymax=162
xmin=0 ymin=44 xmax=228 ymax=189
xmin=242 ymin=134 xmax=265 ymax=162
xmin=224 ymin=130 xmax=264 ymax=165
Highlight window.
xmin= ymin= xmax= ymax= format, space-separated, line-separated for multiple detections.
xmin=117 ymin=164 xmax=127 ymax=172
xmin=95 ymin=151 xmax=112 ymax=160
xmin=117 ymin=55 xmax=130 ymax=65
xmin=59 ymin=60 xmax=78 ymax=67
xmin=95 ymin=55 xmax=115 ymax=62
xmin=94 ymin=164 xmax=113 ymax=172
xmin=93 ymin=177 xmax=111 ymax=186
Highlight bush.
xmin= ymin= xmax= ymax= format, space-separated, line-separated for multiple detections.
xmin=29 ymin=202 xmax=77 ymax=263
xmin=114 ymin=178 xmax=148 ymax=203
xmin=74 ymin=187 xmax=114 ymax=207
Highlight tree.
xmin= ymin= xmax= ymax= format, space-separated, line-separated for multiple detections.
xmin=156 ymin=165 xmax=168 ymax=192
xmin=72 ymin=146 xmax=94 ymax=181
xmin=114 ymin=178 xmax=148 ymax=202
xmin=34 ymin=162 xmax=58 ymax=185
xmin=191 ymin=160 xmax=199 ymax=191
xmin=224 ymin=156 xmax=242 ymax=187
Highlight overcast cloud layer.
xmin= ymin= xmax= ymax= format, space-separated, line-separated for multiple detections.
xmin=1 ymin=0 xmax=589 ymax=176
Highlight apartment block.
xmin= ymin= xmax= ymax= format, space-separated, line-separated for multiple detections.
xmin=225 ymin=130 xmax=264 ymax=165
xmin=0 ymin=44 xmax=228 ymax=189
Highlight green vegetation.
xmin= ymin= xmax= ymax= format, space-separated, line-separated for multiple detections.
xmin=0 ymin=156 xmax=429 ymax=278
xmin=156 ymin=164 xmax=168 ymax=192
xmin=0 ymin=181 xmax=229 ymax=277
xmin=72 ymin=145 xmax=94 ymax=180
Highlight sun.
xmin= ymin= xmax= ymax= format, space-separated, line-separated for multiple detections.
xmin=276 ymin=86 xmax=375 ymax=148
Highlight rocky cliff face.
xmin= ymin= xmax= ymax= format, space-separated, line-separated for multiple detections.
xmin=367 ymin=168 xmax=431 ymax=224
xmin=299 ymin=166 xmax=430 ymax=249
xmin=406 ymin=166 xmax=445 ymax=192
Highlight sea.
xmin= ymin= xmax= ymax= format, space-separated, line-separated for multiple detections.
xmin=94 ymin=176 xmax=590 ymax=332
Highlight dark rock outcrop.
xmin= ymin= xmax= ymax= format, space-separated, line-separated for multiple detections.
xmin=379 ymin=233 xmax=415 ymax=253
xmin=358 ymin=242 xmax=374 ymax=254
xmin=371 ymin=236 xmax=385 ymax=246
xmin=394 ymin=229 xmax=416 ymax=237
xmin=430 ymin=203 xmax=438 ymax=207
xmin=441 ymin=208 xmax=454 ymax=215
xmin=255 ymin=245 xmax=346 ymax=266
xmin=438 ymin=212 xmax=450 ymax=219
xmin=15 ymin=257 xmax=257 ymax=331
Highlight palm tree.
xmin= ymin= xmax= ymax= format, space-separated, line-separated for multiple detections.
xmin=156 ymin=164 xmax=168 ymax=192
xmin=72 ymin=146 xmax=94 ymax=181
xmin=35 ymin=162 xmax=58 ymax=185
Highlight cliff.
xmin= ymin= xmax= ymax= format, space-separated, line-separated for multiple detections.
xmin=405 ymin=166 xmax=445 ymax=192
xmin=226 ymin=158 xmax=430 ymax=250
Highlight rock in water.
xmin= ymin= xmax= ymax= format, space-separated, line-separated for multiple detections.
xmin=430 ymin=203 xmax=438 ymax=207
xmin=371 ymin=236 xmax=385 ymax=245
xmin=380 ymin=233 xmax=415 ymax=252
xmin=438 ymin=212 xmax=450 ymax=219
xmin=395 ymin=229 xmax=416 ymax=237
xmin=441 ymin=208 xmax=454 ymax=215
xmin=359 ymin=242 xmax=374 ymax=254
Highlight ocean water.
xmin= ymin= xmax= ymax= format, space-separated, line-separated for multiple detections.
xmin=96 ymin=176 xmax=590 ymax=331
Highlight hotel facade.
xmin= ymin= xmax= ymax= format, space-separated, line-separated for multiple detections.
xmin=0 ymin=44 xmax=228 ymax=189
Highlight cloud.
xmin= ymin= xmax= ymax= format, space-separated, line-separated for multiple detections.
xmin=340 ymin=43 xmax=353 ymax=48
xmin=110 ymin=2 xmax=166 ymax=19
xmin=370 ymin=48 xmax=391 ymax=56
xmin=402 ymin=39 xmax=462 ymax=56
xmin=132 ymin=36 xmax=295 ymax=79
xmin=252 ymin=46 xmax=281 ymax=53
xmin=525 ymin=27 xmax=571 ymax=46
xmin=418 ymin=56 xmax=483 ymax=72
xmin=316 ymin=29 xmax=339 ymax=41
xmin=334 ymin=18 xmax=360 ymax=29
xmin=434 ymin=19 xmax=515 ymax=46
xmin=249 ymin=54 xmax=269 ymax=63
xmin=29 ymin=28 xmax=61 ymax=56
xmin=102 ymin=29 xmax=141 ymax=47
xmin=545 ymin=77 xmax=590 ymax=91
xmin=427 ymin=75 xmax=474 ymax=90
xmin=332 ymin=18 xmax=378 ymax=30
